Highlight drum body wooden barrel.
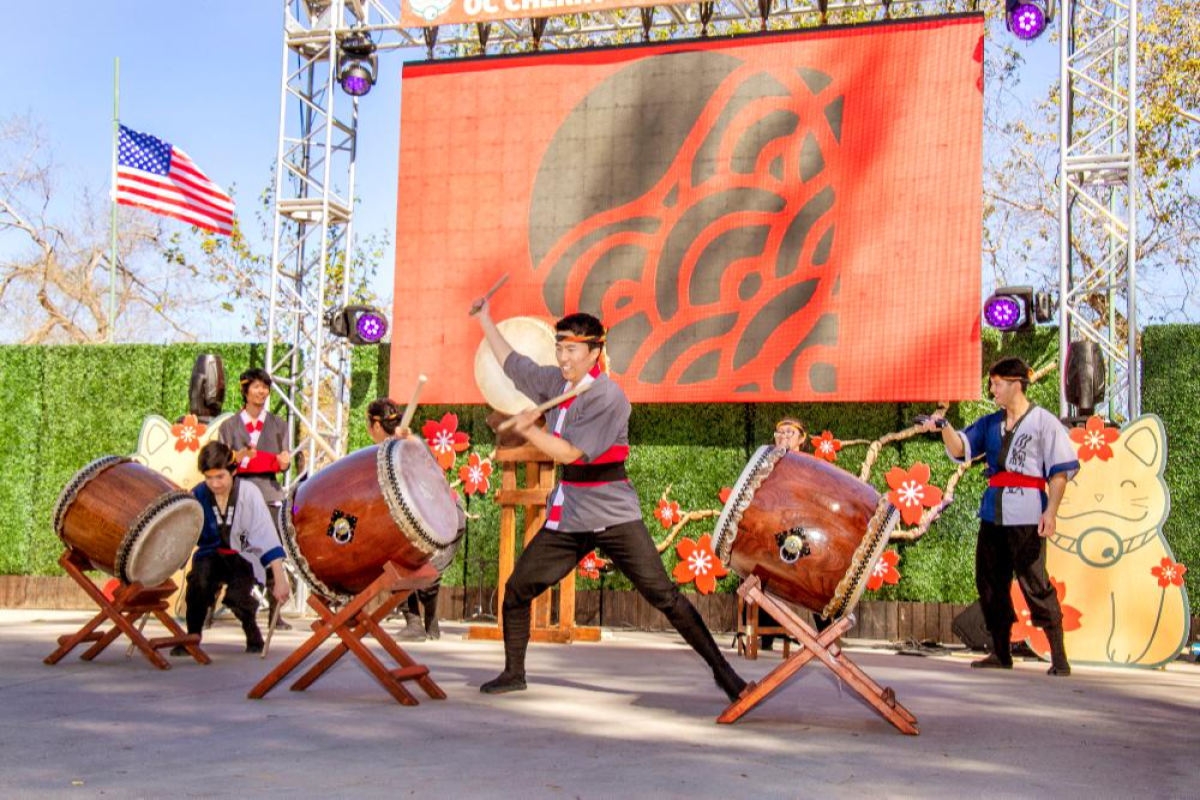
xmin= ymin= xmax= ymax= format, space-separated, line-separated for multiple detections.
xmin=713 ymin=447 xmax=899 ymax=619
xmin=53 ymin=457 xmax=204 ymax=587
xmin=282 ymin=438 xmax=461 ymax=601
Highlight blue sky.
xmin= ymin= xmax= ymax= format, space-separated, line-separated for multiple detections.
xmin=0 ymin=2 xmax=1080 ymax=343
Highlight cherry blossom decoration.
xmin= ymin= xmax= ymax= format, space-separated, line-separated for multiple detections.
xmin=171 ymin=414 xmax=207 ymax=453
xmin=885 ymin=463 xmax=944 ymax=526
xmin=577 ymin=551 xmax=608 ymax=580
xmin=1151 ymin=557 xmax=1187 ymax=588
xmin=656 ymin=498 xmax=683 ymax=529
xmin=1010 ymin=578 xmax=1083 ymax=654
xmin=866 ymin=550 xmax=901 ymax=591
xmin=672 ymin=535 xmax=727 ymax=595
xmin=1069 ymin=415 xmax=1120 ymax=462
xmin=812 ymin=430 xmax=842 ymax=462
xmin=718 ymin=487 xmax=732 ymax=505
xmin=422 ymin=413 xmax=470 ymax=471
xmin=458 ymin=453 xmax=493 ymax=496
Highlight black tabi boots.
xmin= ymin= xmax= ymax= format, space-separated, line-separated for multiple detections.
xmin=666 ymin=596 xmax=749 ymax=702
xmin=480 ymin=606 xmax=530 ymax=694
xmin=972 ymin=629 xmax=1014 ymax=669
xmin=398 ymin=611 xmax=427 ymax=642
xmin=423 ymin=593 xmax=440 ymax=641
xmin=1044 ymin=623 xmax=1071 ymax=676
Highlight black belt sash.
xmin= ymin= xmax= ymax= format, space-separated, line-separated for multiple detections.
xmin=561 ymin=462 xmax=628 ymax=483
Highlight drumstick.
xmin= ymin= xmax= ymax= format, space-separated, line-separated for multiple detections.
xmin=397 ymin=374 xmax=427 ymax=434
xmin=261 ymin=604 xmax=281 ymax=660
xmin=468 ymin=274 xmax=509 ymax=316
xmin=497 ymin=382 xmax=594 ymax=433
xmin=126 ymin=615 xmax=150 ymax=659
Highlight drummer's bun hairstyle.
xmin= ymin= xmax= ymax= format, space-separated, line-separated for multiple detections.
xmin=367 ymin=397 xmax=403 ymax=434
xmin=555 ymin=313 xmax=605 ymax=351
xmin=238 ymin=367 xmax=273 ymax=400
xmin=198 ymin=441 xmax=238 ymax=474
xmin=988 ymin=356 xmax=1033 ymax=391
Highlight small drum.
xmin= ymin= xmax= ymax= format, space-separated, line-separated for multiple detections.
xmin=282 ymin=437 xmax=462 ymax=601
xmin=53 ymin=456 xmax=204 ymax=587
xmin=474 ymin=316 xmax=557 ymax=414
xmin=713 ymin=447 xmax=899 ymax=620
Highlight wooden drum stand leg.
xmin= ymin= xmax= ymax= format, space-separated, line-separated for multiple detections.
xmin=248 ymin=562 xmax=445 ymax=706
xmin=717 ymin=576 xmax=919 ymax=735
xmin=44 ymin=550 xmax=209 ymax=670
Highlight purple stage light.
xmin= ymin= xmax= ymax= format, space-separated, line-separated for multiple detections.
xmin=355 ymin=311 xmax=388 ymax=344
xmin=983 ymin=295 xmax=1023 ymax=331
xmin=340 ymin=66 xmax=373 ymax=97
xmin=1009 ymin=2 xmax=1047 ymax=39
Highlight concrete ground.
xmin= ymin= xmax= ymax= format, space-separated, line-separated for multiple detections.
xmin=1 ymin=610 xmax=1197 ymax=799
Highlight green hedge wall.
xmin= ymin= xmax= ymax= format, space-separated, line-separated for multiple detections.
xmin=1143 ymin=325 xmax=1200 ymax=600
xmin=2 ymin=327 xmax=1196 ymax=608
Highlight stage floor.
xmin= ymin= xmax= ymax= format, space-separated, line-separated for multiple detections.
xmin=2 ymin=610 xmax=1196 ymax=798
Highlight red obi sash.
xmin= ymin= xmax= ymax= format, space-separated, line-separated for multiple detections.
xmin=988 ymin=472 xmax=1046 ymax=491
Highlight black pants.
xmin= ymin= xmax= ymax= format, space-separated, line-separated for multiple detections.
xmin=976 ymin=521 xmax=1062 ymax=634
xmin=503 ymin=520 xmax=733 ymax=677
xmin=185 ymin=552 xmax=263 ymax=647
xmin=405 ymin=581 xmax=441 ymax=616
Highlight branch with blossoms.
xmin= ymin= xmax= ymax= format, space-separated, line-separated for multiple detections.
xmin=419 ymin=413 xmax=496 ymax=501
xmin=649 ymin=485 xmax=722 ymax=555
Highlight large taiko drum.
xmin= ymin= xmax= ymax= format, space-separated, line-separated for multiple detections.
xmin=281 ymin=437 xmax=462 ymax=601
xmin=713 ymin=447 xmax=900 ymax=620
xmin=474 ymin=316 xmax=557 ymax=414
xmin=52 ymin=456 xmax=205 ymax=587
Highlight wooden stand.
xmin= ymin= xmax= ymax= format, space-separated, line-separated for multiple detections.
xmin=736 ymin=592 xmax=792 ymax=660
xmin=248 ymin=561 xmax=445 ymax=706
xmin=44 ymin=549 xmax=209 ymax=670
xmin=718 ymin=576 xmax=919 ymax=735
xmin=466 ymin=443 xmax=601 ymax=644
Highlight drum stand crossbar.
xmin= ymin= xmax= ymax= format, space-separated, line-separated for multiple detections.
xmin=249 ymin=561 xmax=446 ymax=706
xmin=717 ymin=575 xmax=918 ymax=735
xmin=44 ymin=549 xmax=210 ymax=670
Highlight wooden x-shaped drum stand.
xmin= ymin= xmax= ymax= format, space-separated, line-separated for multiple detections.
xmin=248 ymin=561 xmax=445 ymax=706
xmin=44 ymin=549 xmax=210 ymax=670
xmin=717 ymin=576 xmax=918 ymax=735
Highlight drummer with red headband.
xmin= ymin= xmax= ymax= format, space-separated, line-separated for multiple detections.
xmin=471 ymin=297 xmax=748 ymax=702
xmin=923 ymin=356 xmax=1078 ymax=676
xmin=219 ymin=368 xmax=293 ymax=629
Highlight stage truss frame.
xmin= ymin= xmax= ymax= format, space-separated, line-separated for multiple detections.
xmin=267 ymin=0 xmax=1146 ymax=473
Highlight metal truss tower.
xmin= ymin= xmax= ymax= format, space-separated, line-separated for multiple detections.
xmin=266 ymin=0 xmax=404 ymax=476
xmin=1057 ymin=0 xmax=1140 ymax=421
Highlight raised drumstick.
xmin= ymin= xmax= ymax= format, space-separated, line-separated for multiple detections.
xmin=468 ymin=274 xmax=509 ymax=316
xmin=261 ymin=604 xmax=281 ymax=660
xmin=497 ymin=382 xmax=594 ymax=433
xmin=398 ymin=374 xmax=427 ymax=434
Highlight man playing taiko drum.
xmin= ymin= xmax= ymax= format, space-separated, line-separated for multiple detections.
xmin=472 ymin=297 xmax=748 ymax=702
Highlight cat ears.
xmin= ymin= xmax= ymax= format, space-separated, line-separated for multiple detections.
xmin=1120 ymin=414 xmax=1166 ymax=473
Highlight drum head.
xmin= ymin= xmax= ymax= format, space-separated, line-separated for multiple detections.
xmin=474 ymin=316 xmax=557 ymax=414
xmin=712 ymin=445 xmax=785 ymax=565
xmin=379 ymin=437 xmax=460 ymax=552
xmin=119 ymin=492 xmax=205 ymax=586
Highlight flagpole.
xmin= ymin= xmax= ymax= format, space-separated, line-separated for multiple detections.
xmin=108 ymin=56 xmax=119 ymax=343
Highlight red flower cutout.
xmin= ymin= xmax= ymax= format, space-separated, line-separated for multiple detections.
xmin=1069 ymin=415 xmax=1120 ymax=462
xmin=422 ymin=413 xmax=470 ymax=471
xmin=458 ymin=453 xmax=493 ymax=496
xmin=718 ymin=487 xmax=732 ymax=505
xmin=885 ymin=462 xmax=944 ymax=526
xmin=812 ymin=430 xmax=842 ymax=462
xmin=1151 ymin=557 xmax=1187 ymax=588
xmin=656 ymin=498 xmax=682 ymax=529
xmin=170 ymin=414 xmax=207 ymax=453
xmin=672 ymin=535 xmax=728 ymax=595
xmin=866 ymin=550 xmax=901 ymax=591
xmin=577 ymin=551 xmax=608 ymax=580
xmin=1010 ymin=577 xmax=1083 ymax=654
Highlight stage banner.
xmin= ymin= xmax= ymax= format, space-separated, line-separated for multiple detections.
xmin=394 ymin=16 xmax=984 ymax=404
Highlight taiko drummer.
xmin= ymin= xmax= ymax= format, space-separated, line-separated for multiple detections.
xmin=471 ymin=296 xmax=748 ymax=702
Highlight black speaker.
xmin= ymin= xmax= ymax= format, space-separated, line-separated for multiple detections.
xmin=952 ymin=602 xmax=992 ymax=651
xmin=1065 ymin=340 xmax=1106 ymax=416
xmin=188 ymin=354 xmax=226 ymax=421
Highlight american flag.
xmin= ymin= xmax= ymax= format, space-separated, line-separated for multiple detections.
xmin=115 ymin=125 xmax=235 ymax=236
